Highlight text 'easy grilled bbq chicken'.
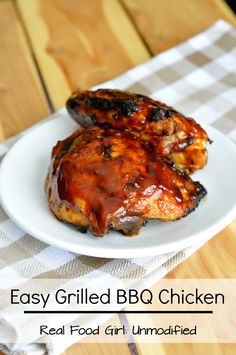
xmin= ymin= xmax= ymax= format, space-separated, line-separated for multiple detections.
xmin=67 ymin=89 xmax=210 ymax=173
xmin=46 ymin=126 xmax=206 ymax=237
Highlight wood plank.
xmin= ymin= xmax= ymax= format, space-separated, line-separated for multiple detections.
xmin=0 ymin=122 xmax=5 ymax=143
xmin=63 ymin=342 xmax=131 ymax=355
xmin=135 ymin=343 xmax=236 ymax=355
xmin=17 ymin=0 xmax=150 ymax=110
xmin=167 ymin=218 xmax=236 ymax=279
xmin=122 ymin=0 xmax=236 ymax=54
xmin=0 ymin=0 xmax=50 ymax=140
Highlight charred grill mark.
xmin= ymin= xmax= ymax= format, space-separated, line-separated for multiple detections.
xmin=55 ymin=137 xmax=74 ymax=159
xmin=86 ymin=97 xmax=140 ymax=117
xmin=149 ymin=108 xmax=173 ymax=122
xmin=162 ymin=157 xmax=177 ymax=171
xmin=181 ymin=182 xmax=207 ymax=218
xmin=195 ymin=182 xmax=207 ymax=200
xmin=66 ymin=98 xmax=78 ymax=111
xmin=187 ymin=138 xmax=194 ymax=146
xmin=113 ymin=216 xmax=145 ymax=236
xmin=142 ymin=218 xmax=149 ymax=226
xmin=164 ymin=110 xmax=173 ymax=118
xmin=101 ymin=144 xmax=112 ymax=159
xmin=149 ymin=108 xmax=162 ymax=122
xmin=86 ymin=97 xmax=110 ymax=110
xmin=117 ymin=98 xmax=140 ymax=117
xmin=71 ymin=224 xmax=89 ymax=233
xmin=135 ymin=93 xmax=149 ymax=101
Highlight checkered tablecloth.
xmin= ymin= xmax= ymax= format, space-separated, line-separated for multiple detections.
xmin=0 ymin=20 xmax=236 ymax=355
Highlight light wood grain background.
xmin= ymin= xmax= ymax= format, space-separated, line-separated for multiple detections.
xmin=0 ymin=0 xmax=235 ymax=354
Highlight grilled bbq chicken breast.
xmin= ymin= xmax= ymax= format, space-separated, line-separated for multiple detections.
xmin=45 ymin=126 xmax=206 ymax=237
xmin=66 ymin=89 xmax=209 ymax=173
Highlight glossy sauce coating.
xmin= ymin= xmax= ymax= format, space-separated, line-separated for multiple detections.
xmin=46 ymin=126 xmax=206 ymax=236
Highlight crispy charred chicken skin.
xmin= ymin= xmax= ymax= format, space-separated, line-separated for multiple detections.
xmin=45 ymin=126 xmax=206 ymax=237
xmin=66 ymin=89 xmax=210 ymax=173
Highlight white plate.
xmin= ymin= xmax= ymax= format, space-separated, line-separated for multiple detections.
xmin=0 ymin=115 xmax=236 ymax=258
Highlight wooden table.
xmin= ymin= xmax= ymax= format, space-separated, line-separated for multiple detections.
xmin=0 ymin=1 xmax=235 ymax=354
